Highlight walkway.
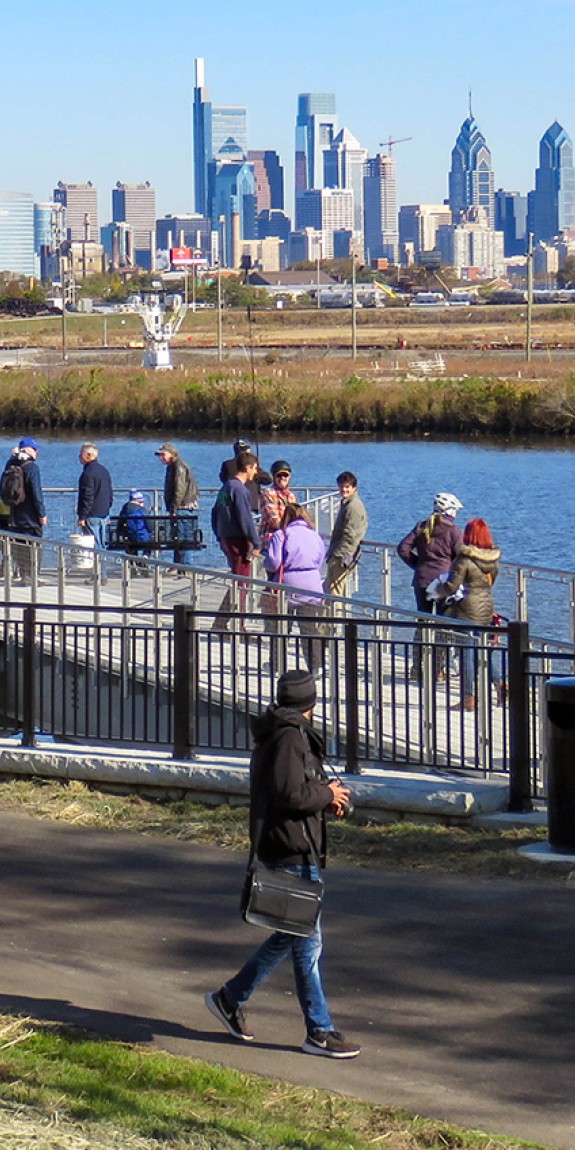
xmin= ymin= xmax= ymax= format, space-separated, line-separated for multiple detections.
xmin=0 ymin=811 xmax=573 ymax=1149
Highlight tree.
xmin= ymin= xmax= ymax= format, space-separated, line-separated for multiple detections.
xmin=557 ymin=254 xmax=575 ymax=288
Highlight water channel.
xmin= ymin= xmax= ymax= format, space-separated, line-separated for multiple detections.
xmin=1 ymin=432 xmax=572 ymax=639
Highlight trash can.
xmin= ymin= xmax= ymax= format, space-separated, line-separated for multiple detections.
xmin=68 ymin=533 xmax=95 ymax=571
xmin=546 ymin=676 xmax=575 ymax=854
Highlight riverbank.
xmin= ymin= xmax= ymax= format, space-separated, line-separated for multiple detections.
xmin=2 ymin=360 xmax=575 ymax=435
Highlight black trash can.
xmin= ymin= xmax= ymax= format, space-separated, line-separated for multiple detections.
xmin=546 ymin=676 xmax=575 ymax=854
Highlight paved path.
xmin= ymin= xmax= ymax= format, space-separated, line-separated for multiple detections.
xmin=0 ymin=811 xmax=573 ymax=1149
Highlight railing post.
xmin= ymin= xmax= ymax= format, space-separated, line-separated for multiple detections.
xmin=344 ymin=620 xmax=360 ymax=774
xmin=173 ymin=604 xmax=196 ymax=760
xmin=507 ymin=620 xmax=533 ymax=812
xmin=22 ymin=604 xmax=36 ymax=748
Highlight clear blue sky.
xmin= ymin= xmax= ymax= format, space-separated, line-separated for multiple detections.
xmin=2 ymin=0 xmax=574 ymax=222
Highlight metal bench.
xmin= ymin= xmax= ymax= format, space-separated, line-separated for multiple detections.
xmin=106 ymin=514 xmax=205 ymax=553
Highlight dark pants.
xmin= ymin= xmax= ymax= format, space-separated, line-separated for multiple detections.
xmin=289 ymin=601 xmax=325 ymax=675
xmin=12 ymin=526 xmax=42 ymax=583
xmin=412 ymin=584 xmax=447 ymax=676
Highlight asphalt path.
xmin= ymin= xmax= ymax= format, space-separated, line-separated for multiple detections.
xmin=0 ymin=810 xmax=574 ymax=1149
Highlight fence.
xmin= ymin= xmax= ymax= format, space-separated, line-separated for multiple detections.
xmin=0 ymin=600 xmax=565 ymax=809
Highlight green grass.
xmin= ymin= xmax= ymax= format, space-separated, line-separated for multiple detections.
xmin=0 ymin=777 xmax=566 ymax=882
xmin=0 ymin=1016 xmax=551 ymax=1149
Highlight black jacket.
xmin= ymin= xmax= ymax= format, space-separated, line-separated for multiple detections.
xmin=77 ymin=460 xmax=113 ymax=519
xmin=219 ymin=457 xmax=272 ymax=513
xmin=249 ymin=706 xmax=332 ymax=867
xmin=4 ymin=453 xmax=46 ymax=532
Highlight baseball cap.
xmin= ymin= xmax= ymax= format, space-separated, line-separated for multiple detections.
xmin=130 ymin=489 xmax=145 ymax=501
xmin=19 ymin=436 xmax=39 ymax=451
xmin=155 ymin=442 xmax=176 ymax=456
xmin=271 ymin=459 xmax=292 ymax=475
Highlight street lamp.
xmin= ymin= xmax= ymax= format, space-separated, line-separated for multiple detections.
xmin=526 ymin=232 xmax=533 ymax=363
xmin=60 ymin=255 xmax=68 ymax=363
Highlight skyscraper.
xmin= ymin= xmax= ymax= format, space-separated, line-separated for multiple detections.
xmin=248 ymin=150 xmax=284 ymax=213
xmin=212 ymin=105 xmax=247 ymax=159
xmin=210 ymin=160 xmax=256 ymax=267
xmin=448 ymin=106 xmax=494 ymax=227
xmin=0 ymin=191 xmax=35 ymax=275
xmin=295 ymin=93 xmax=338 ymax=226
xmin=530 ymin=121 xmax=575 ymax=242
xmin=363 ymin=154 xmax=398 ymax=263
xmin=324 ymin=127 xmax=367 ymax=236
xmin=112 ymin=181 xmax=156 ymax=269
xmin=53 ymin=181 xmax=98 ymax=242
xmin=494 ymin=189 xmax=527 ymax=256
xmin=193 ymin=58 xmax=212 ymax=217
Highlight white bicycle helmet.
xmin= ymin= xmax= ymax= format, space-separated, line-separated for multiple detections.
xmin=433 ymin=491 xmax=463 ymax=518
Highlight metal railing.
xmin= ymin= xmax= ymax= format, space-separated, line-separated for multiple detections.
xmin=1 ymin=597 xmax=571 ymax=807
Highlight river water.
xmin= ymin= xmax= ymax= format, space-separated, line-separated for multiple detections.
xmin=1 ymin=432 xmax=572 ymax=637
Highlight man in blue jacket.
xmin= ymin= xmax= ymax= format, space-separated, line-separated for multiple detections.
xmin=211 ymin=450 xmax=261 ymax=630
xmin=77 ymin=443 xmax=113 ymax=580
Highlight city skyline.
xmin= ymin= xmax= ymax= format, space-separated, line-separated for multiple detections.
xmin=2 ymin=0 xmax=575 ymax=222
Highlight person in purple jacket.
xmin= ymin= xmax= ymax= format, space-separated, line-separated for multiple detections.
xmin=397 ymin=492 xmax=463 ymax=681
xmin=265 ymin=503 xmax=326 ymax=679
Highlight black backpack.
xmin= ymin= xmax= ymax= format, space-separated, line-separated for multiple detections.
xmin=0 ymin=462 xmax=26 ymax=507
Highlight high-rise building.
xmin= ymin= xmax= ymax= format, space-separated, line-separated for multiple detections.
xmin=436 ymin=208 xmax=504 ymax=277
xmin=156 ymin=214 xmax=211 ymax=257
xmin=398 ymin=204 xmax=452 ymax=261
xmin=101 ymin=222 xmax=134 ymax=269
xmin=324 ymin=127 xmax=367 ymax=236
xmin=248 ymin=150 xmax=284 ymax=213
xmin=193 ymin=57 xmax=213 ymax=216
xmin=112 ymin=182 xmax=156 ymax=270
xmin=0 ymin=191 xmax=35 ymax=276
xmin=53 ymin=181 xmax=98 ymax=242
xmin=34 ymin=201 xmax=64 ymax=279
xmin=494 ymin=189 xmax=528 ymax=256
xmin=296 ymin=188 xmax=354 ymax=258
xmin=448 ymin=107 xmax=494 ymax=227
xmin=364 ymin=154 xmax=399 ymax=263
xmin=210 ymin=160 xmax=256 ymax=267
xmin=529 ymin=121 xmax=575 ymax=242
xmin=212 ymin=105 xmax=247 ymax=159
xmin=295 ymin=93 xmax=338 ymax=226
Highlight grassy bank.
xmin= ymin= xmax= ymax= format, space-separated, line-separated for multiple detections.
xmin=3 ymin=361 xmax=575 ymax=435
xmin=0 ymin=1016 xmax=548 ymax=1150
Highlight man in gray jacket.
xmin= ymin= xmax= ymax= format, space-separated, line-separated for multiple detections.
xmin=155 ymin=442 xmax=199 ymax=570
xmin=325 ymin=471 xmax=368 ymax=598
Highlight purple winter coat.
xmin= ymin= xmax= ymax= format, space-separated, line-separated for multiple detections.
xmin=265 ymin=519 xmax=325 ymax=603
xmin=397 ymin=515 xmax=463 ymax=591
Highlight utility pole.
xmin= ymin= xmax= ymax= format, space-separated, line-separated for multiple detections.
xmin=60 ymin=255 xmax=68 ymax=363
xmin=526 ymin=232 xmax=533 ymax=363
xmin=351 ymin=252 xmax=357 ymax=360
xmin=316 ymin=235 xmax=322 ymax=309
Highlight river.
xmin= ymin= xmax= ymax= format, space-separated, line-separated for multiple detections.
xmin=1 ymin=432 xmax=572 ymax=637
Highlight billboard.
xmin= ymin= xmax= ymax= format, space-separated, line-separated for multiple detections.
xmin=170 ymin=246 xmax=193 ymax=267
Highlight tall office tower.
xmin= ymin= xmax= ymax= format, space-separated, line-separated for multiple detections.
xmin=530 ymin=122 xmax=575 ymax=242
xmin=212 ymin=105 xmax=247 ymax=159
xmin=296 ymin=187 xmax=354 ymax=258
xmin=34 ymin=201 xmax=64 ymax=279
xmin=448 ymin=106 xmax=494 ymax=226
xmin=494 ymin=189 xmax=528 ymax=256
xmin=295 ymin=93 xmax=338 ymax=226
xmin=210 ymin=160 xmax=256 ymax=267
xmin=112 ymin=182 xmax=156 ymax=270
xmin=324 ymin=128 xmax=367 ymax=235
xmin=398 ymin=204 xmax=453 ymax=261
xmin=193 ymin=57 xmax=213 ymax=216
xmin=363 ymin=154 xmax=399 ymax=263
xmin=247 ymin=150 xmax=284 ymax=213
xmin=53 ymin=181 xmax=98 ymax=242
xmin=0 ymin=191 xmax=35 ymax=275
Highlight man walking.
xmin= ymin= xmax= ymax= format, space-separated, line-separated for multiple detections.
xmin=211 ymin=449 xmax=261 ymax=629
xmin=1 ymin=437 xmax=47 ymax=585
xmin=77 ymin=442 xmax=113 ymax=557
xmin=325 ymin=471 xmax=368 ymax=599
xmin=155 ymin=443 xmax=199 ymax=570
xmin=205 ymin=668 xmax=360 ymax=1059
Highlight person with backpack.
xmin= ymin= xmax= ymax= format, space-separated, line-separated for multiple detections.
xmin=1 ymin=437 xmax=47 ymax=585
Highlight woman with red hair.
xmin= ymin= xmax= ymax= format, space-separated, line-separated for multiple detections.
xmin=435 ymin=518 xmax=504 ymax=709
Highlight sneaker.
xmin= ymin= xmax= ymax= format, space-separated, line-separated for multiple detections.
xmin=204 ymin=989 xmax=254 ymax=1042
xmin=302 ymin=1028 xmax=360 ymax=1059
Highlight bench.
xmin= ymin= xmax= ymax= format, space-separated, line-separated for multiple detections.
xmin=106 ymin=514 xmax=205 ymax=553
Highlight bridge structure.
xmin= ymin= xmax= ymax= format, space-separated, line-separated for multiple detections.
xmin=0 ymin=486 xmax=571 ymax=809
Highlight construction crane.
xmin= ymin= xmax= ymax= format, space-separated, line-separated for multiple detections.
xmin=379 ymin=135 xmax=413 ymax=155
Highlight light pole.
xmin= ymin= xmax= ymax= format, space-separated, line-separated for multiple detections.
xmin=216 ymin=262 xmax=223 ymax=363
xmin=351 ymin=252 xmax=357 ymax=360
xmin=526 ymin=232 xmax=533 ymax=363
xmin=60 ymin=255 xmax=68 ymax=363
xmin=316 ymin=235 xmax=322 ymax=309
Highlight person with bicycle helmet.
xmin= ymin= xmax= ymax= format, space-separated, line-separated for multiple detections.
xmin=397 ymin=492 xmax=463 ymax=681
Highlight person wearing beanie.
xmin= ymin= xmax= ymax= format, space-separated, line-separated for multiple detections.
xmin=397 ymin=491 xmax=464 ymax=681
xmin=117 ymin=489 xmax=152 ymax=575
xmin=205 ymin=669 xmax=360 ymax=1059
xmin=1 ymin=437 xmax=47 ymax=585
xmin=219 ymin=439 xmax=272 ymax=513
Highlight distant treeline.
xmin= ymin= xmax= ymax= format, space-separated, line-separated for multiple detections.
xmin=2 ymin=366 xmax=575 ymax=437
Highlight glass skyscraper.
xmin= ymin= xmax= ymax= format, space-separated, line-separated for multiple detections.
xmin=295 ymin=93 xmax=337 ymax=227
xmin=530 ymin=121 xmax=575 ymax=242
xmin=448 ymin=109 xmax=494 ymax=227
xmin=0 ymin=192 xmax=35 ymax=276
xmin=193 ymin=58 xmax=213 ymax=217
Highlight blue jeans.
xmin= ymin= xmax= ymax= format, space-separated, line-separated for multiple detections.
xmin=224 ymin=863 xmax=332 ymax=1035
xmin=85 ymin=516 xmax=108 ymax=551
xmin=173 ymin=508 xmax=195 ymax=567
xmin=457 ymin=627 xmax=504 ymax=695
